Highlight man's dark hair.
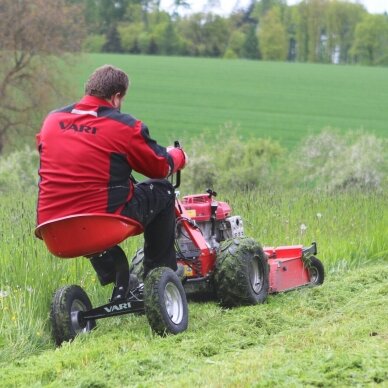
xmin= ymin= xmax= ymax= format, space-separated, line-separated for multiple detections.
xmin=85 ymin=65 xmax=129 ymax=99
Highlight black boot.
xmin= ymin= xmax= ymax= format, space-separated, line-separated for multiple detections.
xmin=109 ymin=246 xmax=131 ymax=301
xmin=90 ymin=245 xmax=133 ymax=300
xmin=89 ymin=250 xmax=116 ymax=286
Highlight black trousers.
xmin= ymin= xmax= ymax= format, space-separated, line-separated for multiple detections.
xmin=121 ymin=179 xmax=177 ymax=277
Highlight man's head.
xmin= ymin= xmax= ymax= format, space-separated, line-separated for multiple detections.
xmin=85 ymin=65 xmax=129 ymax=109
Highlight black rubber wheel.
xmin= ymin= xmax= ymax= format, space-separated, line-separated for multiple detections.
xmin=214 ymin=237 xmax=269 ymax=308
xmin=50 ymin=285 xmax=96 ymax=346
xmin=144 ymin=267 xmax=188 ymax=335
xmin=308 ymin=256 xmax=325 ymax=285
xmin=129 ymin=248 xmax=145 ymax=282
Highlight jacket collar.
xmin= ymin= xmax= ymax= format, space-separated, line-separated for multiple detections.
xmin=78 ymin=95 xmax=114 ymax=108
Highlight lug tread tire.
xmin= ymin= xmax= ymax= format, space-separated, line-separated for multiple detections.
xmin=129 ymin=248 xmax=145 ymax=282
xmin=215 ymin=237 xmax=269 ymax=308
xmin=308 ymin=256 xmax=325 ymax=285
xmin=50 ymin=285 xmax=95 ymax=346
xmin=144 ymin=267 xmax=188 ymax=336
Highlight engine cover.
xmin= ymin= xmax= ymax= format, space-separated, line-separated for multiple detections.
xmin=181 ymin=194 xmax=231 ymax=222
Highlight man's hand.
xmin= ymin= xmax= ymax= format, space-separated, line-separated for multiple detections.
xmin=167 ymin=146 xmax=188 ymax=173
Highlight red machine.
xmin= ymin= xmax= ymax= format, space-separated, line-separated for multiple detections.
xmin=37 ymin=146 xmax=324 ymax=346
xmin=161 ymin=189 xmax=324 ymax=306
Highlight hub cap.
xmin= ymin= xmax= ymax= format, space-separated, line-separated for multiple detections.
xmin=164 ymin=282 xmax=183 ymax=324
xmin=309 ymin=267 xmax=319 ymax=284
xmin=70 ymin=299 xmax=89 ymax=333
xmin=250 ymin=257 xmax=263 ymax=294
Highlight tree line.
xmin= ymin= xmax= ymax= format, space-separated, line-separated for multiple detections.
xmin=78 ymin=0 xmax=388 ymax=66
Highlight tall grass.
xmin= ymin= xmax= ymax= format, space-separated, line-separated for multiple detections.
xmin=0 ymin=185 xmax=386 ymax=363
xmin=0 ymin=192 xmax=143 ymax=361
xmin=229 ymin=189 xmax=387 ymax=270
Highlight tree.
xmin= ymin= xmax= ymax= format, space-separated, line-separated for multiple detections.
xmin=242 ymin=25 xmax=260 ymax=59
xmin=0 ymin=0 xmax=85 ymax=153
xmin=325 ymin=1 xmax=365 ymax=64
xmin=172 ymin=0 xmax=191 ymax=18
xmin=295 ymin=0 xmax=327 ymax=63
xmin=119 ymin=23 xmax=144 ymax=53
xmin=351 ymin=14 xmax=388 ymax=65
xmin=103 ymin=25 xmax=123 ymax=53
xmin=252 ymin=0 xmax=287 ymax=19
xmin=259 ymin=7 xmax=288 ymax=60
xmin=202 ymin=15 xmax=230 ymax=56
xmin=226 ymin=30 xmax=246 ymax=58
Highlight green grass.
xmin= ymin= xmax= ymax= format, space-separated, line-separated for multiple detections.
xmin=1 ymin=263 xmax=387 ymax=387
xmin=0 ymin=189 xmax=386 ymax=385
xmin=66 ymin=54 xmax=388 ymax=148
xmin=1 ymin=55 xmax=388 ymax=385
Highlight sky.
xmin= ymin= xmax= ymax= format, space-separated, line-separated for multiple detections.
xmin=160 ymin=0 xmax=387 ymax=15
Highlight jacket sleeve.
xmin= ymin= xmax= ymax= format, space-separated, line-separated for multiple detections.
xmin=126 ymin=121 xmax=174 ymax=179
xmin=36 ymin=133 xmax=41 ymax=150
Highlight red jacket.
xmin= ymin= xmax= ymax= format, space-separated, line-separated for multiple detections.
xmin=37 ymin=95 xmax=174 ymax=226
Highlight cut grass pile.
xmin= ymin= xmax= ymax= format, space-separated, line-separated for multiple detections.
xmin=1 ymin=263 xmax=387 ymax=387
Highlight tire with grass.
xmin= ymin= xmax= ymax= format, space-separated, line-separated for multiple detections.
xmin=214 ymin=237 xmax=269 ymax=307
xmin=50 ymin=285 xmax=96 ymax=346
xmin=144 ymin=267 xmax=188 ymax=335
xmin=308 ymin=256 xmax=325 ymax=285
xmin=129 ymin=248 xmax=145 ymax=282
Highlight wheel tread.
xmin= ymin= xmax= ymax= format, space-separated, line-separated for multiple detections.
xmin=215 ymin=237 xmax=269 ymax=307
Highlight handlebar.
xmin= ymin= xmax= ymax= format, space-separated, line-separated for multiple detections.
xmin=129 ymin=140 xmax=182 ymax=189
xmin=173 ymin=140 xmax=181 ymax=189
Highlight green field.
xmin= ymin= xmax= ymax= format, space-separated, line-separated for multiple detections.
xmin=0 ymin=189 xmax=387 ymax=386
xmin=1 ymin=55 xmax=387 ymax=386
xmin=70 ymin=54 xmax=388 ymax=148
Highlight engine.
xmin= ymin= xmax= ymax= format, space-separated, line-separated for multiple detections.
xmin=176 ymin=193 xmax=244 ymax=259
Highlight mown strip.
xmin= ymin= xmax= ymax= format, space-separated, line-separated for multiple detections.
xmin=1 ymin=263 xmax=387 ymax=387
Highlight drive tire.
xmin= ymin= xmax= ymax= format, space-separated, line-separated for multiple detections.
xmin=308 ymin=256 xmax=325 ymax=285
xmin=144 ymin=267 xmax=188 ymax=335
xmin=50 ymin=285 xmax=96 ymax=346
xmin=214 ymin=237 xmax=269 ymax=308
xmin=129 ymin=248 xmax=145 ymax=282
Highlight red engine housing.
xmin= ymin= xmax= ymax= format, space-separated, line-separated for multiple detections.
xmin=181 ymin=194 xmax=231 ymax=221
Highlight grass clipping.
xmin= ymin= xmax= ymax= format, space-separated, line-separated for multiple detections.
xmin=1 ymin=263 xmax=387 ymax=387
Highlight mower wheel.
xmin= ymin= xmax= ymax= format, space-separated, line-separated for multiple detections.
xmin=144 ymin=267 xmax=188 ymax=335
xmin=50 ymin=285 xmax=96 ymax=346
xmin=129 ymin=248 xmax=145 ymax=282
xmin=214 ymin=237 xmax=269 ymax=308
xmin=308 ymin=256 xmax=325 ymax=285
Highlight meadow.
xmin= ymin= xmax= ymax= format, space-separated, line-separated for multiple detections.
xmin=0 ymin=54 xmax=387 ymax=386
xmin=0 ymin=189 xmax=387 ymax=386
xmin=70 ymin=54 xmax=388 ymax=148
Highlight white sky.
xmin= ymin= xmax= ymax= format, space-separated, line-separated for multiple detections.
xmin=160 ymin=1 xmax=387 ymax=15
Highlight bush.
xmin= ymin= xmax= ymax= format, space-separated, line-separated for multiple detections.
xmin=183 ymin=127 xmax=387 ymax=194
xmin=184 ymin=125 xmax=284 ymax=193
xmin=118 ymin=24 xmax=143 ymax=53
xmin=223 ymin=48 xmax=238 ymax=59
xmin=289 ymin=129 xmax=387 ymax=191
xmin=0 ymin=146 xmax=39 ymax=193
xmin=82 ymin=34 xmax=106 ymax=53
xmin=1 ymin=128 xmax=385 ymax=196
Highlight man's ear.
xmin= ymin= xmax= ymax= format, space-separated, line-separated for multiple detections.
xmin=110 ymin=92 xmax=123 ymax=109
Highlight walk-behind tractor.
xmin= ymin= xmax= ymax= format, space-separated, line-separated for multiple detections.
xmin=36 ymin=146 xmax=324 ymax=346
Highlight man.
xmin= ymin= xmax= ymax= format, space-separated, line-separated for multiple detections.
xmin=37 ymin=64 xmax=187 ymax=300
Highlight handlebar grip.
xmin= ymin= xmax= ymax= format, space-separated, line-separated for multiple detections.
xmin=173 ymin=140 xmax=181 ymax=189
xmin=174 ymin=170 xmax=181 ymax=189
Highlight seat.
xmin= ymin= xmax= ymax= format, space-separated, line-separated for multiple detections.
xmin=35 ymin=214 xmax=143 ymax=259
